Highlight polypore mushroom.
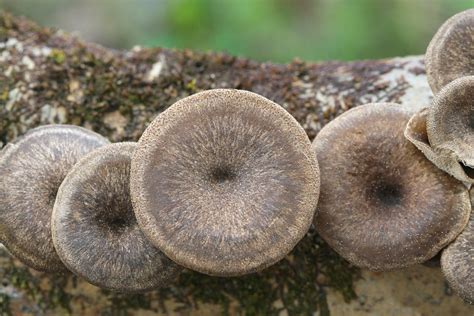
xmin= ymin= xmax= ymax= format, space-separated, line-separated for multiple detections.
xmin=404 ymin=106 xmax=474 ymax=183
xmin=52 ymin=142 xmax=180 ymax=292
xmin=425 ymin=8 xmax=474 ymax=94
xmin=313 ymin=103 xmax=470 ymax=271
xmin=130 ymin=89 xmax=320 ymax=276
xmin=441 ymin=190 xmax=474 ymax=304
xmin=0 ymin=125 xmax=109 ymax=272
xmin=426 ymin=76 xmax=474 ymax=178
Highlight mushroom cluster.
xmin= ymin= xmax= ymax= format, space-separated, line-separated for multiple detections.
xmin=0 ymin=9 xmax=473 ymax=304
xmin=313 ymin=103 xmax=470 ymax=271
xmin=314 ymin=8 xmax=474 ymax=303
xmin=0 ymin=89 xmax=320 ymax=292
xmin=419 ymin=8 xmax=474 ymax=304
xmin=313 ymin=9 xmax=474 ymax=303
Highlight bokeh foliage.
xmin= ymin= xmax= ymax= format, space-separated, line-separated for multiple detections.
xmin=1 ymin=0 xmax=473 ymax=62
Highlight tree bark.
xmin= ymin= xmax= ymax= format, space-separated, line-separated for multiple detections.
xmin=2 ymin=11 xmax=458 ymax=316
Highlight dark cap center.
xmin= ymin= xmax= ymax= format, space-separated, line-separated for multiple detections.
xmin=94 ymin=196 xmax=135 ymax=234
xmin=369 ymin=181 xmax=403 ymax=206
xmin=209 ymin=166 xmax=237 ymax=184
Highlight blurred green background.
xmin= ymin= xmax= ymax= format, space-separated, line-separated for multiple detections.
xmin=0 ymin=0 xmax=472 ymax=62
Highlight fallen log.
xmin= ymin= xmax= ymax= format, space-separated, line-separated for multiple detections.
xmin=0 ymin=11 xmax=470 ymax=316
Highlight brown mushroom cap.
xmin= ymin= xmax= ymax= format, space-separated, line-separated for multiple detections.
xmin=405 ymin=107 xmax=474 ymax=183
xmin=313 ymin=103 xmax=470 ymax=271
xmin=130 ymin=89 xmax=320 ymax=276
xmin=425 ymin=8 xmax=474 ymax=94
xmin=441 ymin=190 xmax=474 ymax=304
xmin=52 ymin=142 xmax=180 ymax=292
xmin=0 ymin=125 xmax=109 ymax=272
xmin=427 ymin=76 xmax=474 ymax=172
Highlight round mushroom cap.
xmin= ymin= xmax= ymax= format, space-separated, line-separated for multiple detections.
xmin=441 ymin=190 xmax=474 ymax=304
xmin=427 ymin=76 xmax=474 ymax=172
xmin=0 ymin=125 xmax=109 ymax=272
xmin=52 ymin=142 xmax=180 ymax=292
xmin=313 ymin=103 xmax=470 ymax=271
xmin=425 ymin=8 xmax=474 ymax=93
xmin=131 ymin=89 xmax=320 ymax=276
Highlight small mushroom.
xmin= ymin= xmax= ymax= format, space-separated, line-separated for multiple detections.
xmin=52 ymin=142 xmax=180 ymax=292
xmin=0 ymin=125 xmax=109 ymax=272
xmin=313 ymin=103 xmax=470 ymax=271
xmin=130 ymin=89 xmax=320 ymax=276
xmin=404 ymin=106 xmax=474 ymax=183
xmin=426 ymin=76 xmax=474 ymax=177
xmin=425 ymin=8 xmax=474 ymax=94
xmin=441 ymin=190 xmax=474 ymax=304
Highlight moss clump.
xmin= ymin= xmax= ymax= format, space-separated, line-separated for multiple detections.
xmin=49 ymin=49 xmax=66 ymax=64
xmin=1 ymin=229 xmax=358 ymax=315
xmin=0 ymin=293 xmax=12 ymax=316
xmin=1 ymin=255 xmax=73 ymax=315
xmin=97 ymin=231 xmax=358 ymax=316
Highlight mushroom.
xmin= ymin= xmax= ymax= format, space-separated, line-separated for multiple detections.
xmin=441 ymin=189 xmax=474 ymax=304
xmin=130 ymin=89 xmax=320 ymax=276
xmin=425 ymin=8 xmax=474 ymax=94
xmin=404 ymin=106 xmax=474 ymax=183
xmin=313 ymin=103 xmax=470 ymax=271
xmin=0 ymin=125 xmax=109 ymax=272
xmin=52 ymin=142 xmax=180 ymax=292
xmin=426 ymin=76 xmax=474 ymax=178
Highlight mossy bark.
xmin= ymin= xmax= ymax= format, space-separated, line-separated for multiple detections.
xmin=0 ymin=11 xmax=433 ymax=316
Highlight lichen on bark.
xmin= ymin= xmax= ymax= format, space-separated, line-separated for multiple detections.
xmin=0 ymin=11 xmax=432 ymax=315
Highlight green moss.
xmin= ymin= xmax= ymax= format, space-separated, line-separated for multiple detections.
xmin=185 ymin=79 xmax=198 ymax=92
xmin=0 ymin=293 xmax=12 ymax=316
xmin=0 ymin=89 xmax=8 ymax=102
xmin=1 ymin=260 xmax=73 ymax=315
xmin=87 ymin=229 xmax=358 ymax=316
xmin=100 ymin=292 xmax=158 ymax=316
xmin=49 ymin=49 xmax=66 ymax=64
xmin=1 ymin=230 xmax=358 ymax=315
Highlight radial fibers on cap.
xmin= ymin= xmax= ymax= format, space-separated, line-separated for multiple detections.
xmin=313 ymin=103 xmax=470 ymax=271
xmin=0 ymin=125 xmax=109 ymax=272
xmin=131 ymin=89 xmax=320 ymax=276
xmin=52 ymin=142 xmax=180 ymax=292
